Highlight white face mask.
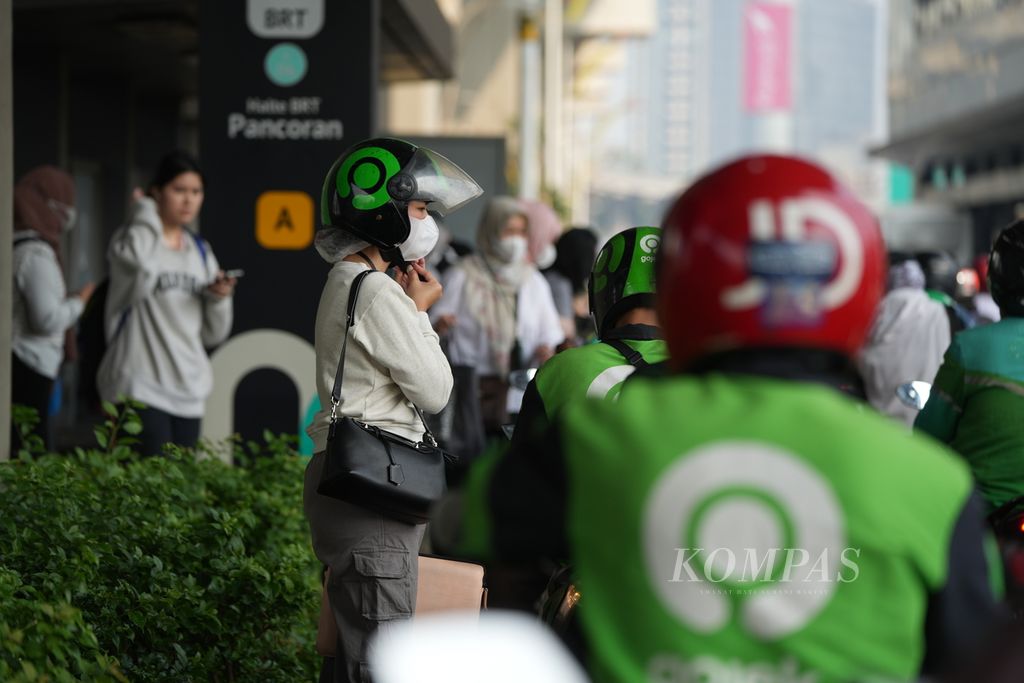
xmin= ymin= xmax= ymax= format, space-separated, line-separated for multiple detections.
xmin=495 ymin=235 xmax=529 ymax=264
xmin=535 ymin=243 xmax=557 ymax=270
xmin=399 ymin=214 xmax=440 ymax=262
xmin=47 ymin=199 xmax=77 ymax=232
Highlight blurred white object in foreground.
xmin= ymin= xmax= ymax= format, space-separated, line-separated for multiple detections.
xmin=370 ymin=610 xmax=590 ymax=683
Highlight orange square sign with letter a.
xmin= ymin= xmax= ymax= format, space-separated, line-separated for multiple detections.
xmin=256 ymin=191 xmax=314 ymax=249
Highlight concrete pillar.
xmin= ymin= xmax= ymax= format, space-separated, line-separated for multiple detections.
xmin=543 ymin=0 xmax=564 ymax=196
xmin=519 ymin=13 xmax=541 ymax=200
xmin=0 ymin=0 xmax=13 ymax=461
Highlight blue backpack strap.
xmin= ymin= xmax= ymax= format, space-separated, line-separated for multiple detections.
xmin=190 ymin=231 xmax=209 ymax=267
xmin=114 ymin=308 xmax=131 ymax=339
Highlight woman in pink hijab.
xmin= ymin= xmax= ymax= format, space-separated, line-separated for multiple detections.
xmin=10 ymin=166 xmax=95 ymax=454
xmin=522 ymin=199 xmax=562 ymax=271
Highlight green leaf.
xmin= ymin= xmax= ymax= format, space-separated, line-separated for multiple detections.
xmin=122 ymin=421 xmax=143 ymax=436
xmin=93 ymin=428 xmax=109 ymax=449
xmin=101 ymin=401 xmax=119 ymax=418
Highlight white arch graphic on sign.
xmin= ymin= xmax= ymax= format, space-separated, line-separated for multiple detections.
xmin=204 ymin=329 xmax=317 ymax=463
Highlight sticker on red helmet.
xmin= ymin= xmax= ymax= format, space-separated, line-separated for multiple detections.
xmin=749 ymin=241 xmax=836 ymax=328
xmin=722 ymin=198 xmax=864 ymax=318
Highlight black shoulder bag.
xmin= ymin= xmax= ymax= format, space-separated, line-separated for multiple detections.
xmin=317 ymin=269 xmax=452 ymax=524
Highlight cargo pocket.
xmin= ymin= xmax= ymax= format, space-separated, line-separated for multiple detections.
xmin=351 ymin=548 xmax=414 ymax=621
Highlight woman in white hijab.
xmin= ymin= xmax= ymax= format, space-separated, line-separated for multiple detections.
xmin=431 ymin=196 xmax=564 ymax=466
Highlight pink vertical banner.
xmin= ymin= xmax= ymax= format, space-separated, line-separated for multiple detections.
xmin=744 ymin=2 xmax=792 ymax=112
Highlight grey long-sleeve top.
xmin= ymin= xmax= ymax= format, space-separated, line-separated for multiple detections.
xmin=12 ymin=230 xmax=83 ymax=379
xmin=96 ymin=198 xmax=232 ymax=417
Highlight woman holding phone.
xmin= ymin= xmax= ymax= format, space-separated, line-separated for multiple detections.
xmin=97 ymin=150 xmax=235 ymax=455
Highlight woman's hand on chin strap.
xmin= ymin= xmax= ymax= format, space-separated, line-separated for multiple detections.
xmin=395 ymin=261 xmax=443 ymax=312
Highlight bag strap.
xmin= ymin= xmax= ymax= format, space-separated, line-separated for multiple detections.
xmin=329 ymin=269 xmax=438 ymax=447
xmin=602 ymin=338 xmax=650 ymax=370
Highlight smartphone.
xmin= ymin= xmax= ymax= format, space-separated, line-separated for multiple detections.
xmin=221 ymin=269 xmax=245 ymax=280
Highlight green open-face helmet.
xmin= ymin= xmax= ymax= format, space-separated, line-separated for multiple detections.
xmin=321 ymin=137 xmax=482 ymax=256
xmin=588 ymin=226 xmax=661 ymax=336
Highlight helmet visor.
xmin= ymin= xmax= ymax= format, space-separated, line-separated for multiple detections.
xmin=402 ymin=148 xmax=483 ymax=216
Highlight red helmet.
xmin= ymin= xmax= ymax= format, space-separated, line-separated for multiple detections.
xmin=658 ymin=155 xmax=885 ymax=370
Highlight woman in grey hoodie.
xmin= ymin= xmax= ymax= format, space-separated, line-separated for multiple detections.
xmin=96 ymin=151 xmax=235 ymax=455
xmin=10 ymin=166 xmax=95 ymax=454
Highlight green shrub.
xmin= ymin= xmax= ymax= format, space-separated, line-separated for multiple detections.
xmin=1 ymin=405 xmax=321 ymax=682
xmin=0 ymin=567 xmax=126 ymax=682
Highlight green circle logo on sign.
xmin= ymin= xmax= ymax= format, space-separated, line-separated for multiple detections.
xmin=264 ymin=42 xmax=308 ymax=87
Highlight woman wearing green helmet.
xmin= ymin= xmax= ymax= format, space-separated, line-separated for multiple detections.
xmin=303 ymin=137 xmax=482 ymax=682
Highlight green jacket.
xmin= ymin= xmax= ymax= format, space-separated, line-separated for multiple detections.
xmin=461 ymin=373 xmax=1000 ymax=682
xmin=915 ymin=317 xmax=1024 ymax=513
xmin=511 ymin=324 xmax=667 ymax=448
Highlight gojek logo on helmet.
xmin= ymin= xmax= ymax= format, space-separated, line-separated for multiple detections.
xmin=643 ymin=441 xmax=859 ymax=641
xmin=336 ymin=147 xmax=402 ymax=211
xmin=639 ymin=233 xmax=660 ymax=263
xmin=721 ymin=197 xmax=864 ymax=324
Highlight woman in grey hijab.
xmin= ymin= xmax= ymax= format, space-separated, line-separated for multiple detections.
xmin=430 ymin=196 xmax=564 ymax=468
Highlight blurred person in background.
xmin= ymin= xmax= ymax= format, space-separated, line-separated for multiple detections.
xmin=523 ymin=199 xmax=562 ymax=273
xmin=96 ymin=151 xmax=235 ymax=456
xmin=431 ymin=196 xmax=563 ymax=475
xmin=916 ymin=219 xmax=1024 ymax=515
xmin=442 ymin=156 xmax=1001 ymax=682
xmin=858 ymin=259 xmax=950 ymax=427
xmin=917 ymin=250 xmax=977 ymax=333
xmin=522 ymin=199 xmax=567 ymax=341
xmin=544 ymin=227 xmax=600 ymax=347
xmin=10 ymin=166 xmax=95 ymax=454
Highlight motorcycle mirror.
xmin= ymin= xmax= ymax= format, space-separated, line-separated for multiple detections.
xmin=896 ymin=381 xmax=932 ymax=410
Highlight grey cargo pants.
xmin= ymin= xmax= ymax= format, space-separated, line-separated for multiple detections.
xmin=304 ymin=451 xmax=426 ymax=683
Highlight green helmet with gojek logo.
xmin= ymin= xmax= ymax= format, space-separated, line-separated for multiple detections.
xmin=588 ymin=227 xmax=661 ymax=337
xmin=320 ymin=137 xmax=482 ymax=254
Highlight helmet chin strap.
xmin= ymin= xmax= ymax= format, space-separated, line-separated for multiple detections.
xmin=380 ymin=245 xmax=406 ymax=269
xmin=354 ymin=250 xmax=378 ymax=271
